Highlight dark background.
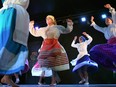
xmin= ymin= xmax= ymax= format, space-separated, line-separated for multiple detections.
xmin=0 ymin=0 xmax=116 ymax=84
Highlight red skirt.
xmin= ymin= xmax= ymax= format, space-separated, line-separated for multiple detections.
xmin=37 ymin=39 xmax=69 ymax=71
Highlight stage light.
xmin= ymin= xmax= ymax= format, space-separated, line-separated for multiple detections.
xmin=101 ymin=14 xmax=107 ymax=19
xmin=35 ymin=26 xmax=39 ymax=30
xmin=81 ymin=17 xmax=86 ymax=22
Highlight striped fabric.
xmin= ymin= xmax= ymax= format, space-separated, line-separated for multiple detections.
xmin=37 ymin=39 xmax=70 ymax=71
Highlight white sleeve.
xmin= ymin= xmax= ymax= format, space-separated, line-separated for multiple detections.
xmin=85 ymin=34 xmax=93 ymax=45
xmin=109 ymin=7 xmax=116 ymax=24
xmin=71 ymin=40 xmax=78 ymax=48
xmin=29 ymin=27 xmax=43 ymax=37
xmin=58 ymin=25 xmax=73 ymax=34
xmin=91 ymin=22 xmax=106 ymax=33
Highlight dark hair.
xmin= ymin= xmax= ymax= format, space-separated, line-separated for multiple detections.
xmin=106 ymin=17 xmax=113 ymax=22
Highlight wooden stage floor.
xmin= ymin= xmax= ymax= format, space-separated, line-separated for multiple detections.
xmin=1 ymin=84 xmax=116 ymax=87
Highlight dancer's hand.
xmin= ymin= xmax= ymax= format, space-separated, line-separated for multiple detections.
xmin=29 ymin=21 xmax=34 ymax=28
xmin=29 ymin=21 xmax=35 ymax=30
xmin=91 ymin=16 xmax=94 ymax=23
xmin=82 ymin=32 xmax=87 ymax=35
xmin=74 ymin=36 xmax=77 ymax=41
xmin=104 ymin=4 xmax=111 ymax=9
xmin=66 ymin=19 xmax=73 ymax=26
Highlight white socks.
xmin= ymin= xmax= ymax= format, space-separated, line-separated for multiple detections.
xmin=15 ymin=78 xmax=20 ymax=83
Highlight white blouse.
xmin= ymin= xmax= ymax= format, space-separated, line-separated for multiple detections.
xmin=29 ymin=24 xmax=73 ymax=39
xmin=70 ymin=34 xmax=92 ymax=66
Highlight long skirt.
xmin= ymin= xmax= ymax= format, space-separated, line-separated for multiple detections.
xmin=0 ymin=7 xmax=29 ymax=75
xmin=35 ymin=38 xmax=70 ymax=71
xmin=89 ymin=37 xmax=116 ymax=71
xmin=72 ymin=55 xmax=98 ymax=73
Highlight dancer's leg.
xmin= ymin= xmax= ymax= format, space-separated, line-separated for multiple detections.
xmin=78 ymin=69 xmax=85 ymax=84
xmin=38 ymin=71 xmax=45 ymax=85
xmin=1 ymin=75 xmax=19 ymax=87
xmin=83 ymin=67 xmax=89 ymax=85
xmin=51 ymin=70 xmax=60 ymax=85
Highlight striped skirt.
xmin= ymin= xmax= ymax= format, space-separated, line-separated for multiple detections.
xmin=36 ymin=38 xmax=70 ymax=71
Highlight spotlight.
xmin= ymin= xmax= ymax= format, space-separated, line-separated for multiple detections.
xmin=81 ymin=17 xmax=86 ymax=22
xmin=101 ymin=14 xmax=107 ymax=19
xmin=35 ymin=26 xmax=39 ymax=30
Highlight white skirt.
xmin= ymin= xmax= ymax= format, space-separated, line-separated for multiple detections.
xmin=31 ymin=62 xmax=52 ymax=77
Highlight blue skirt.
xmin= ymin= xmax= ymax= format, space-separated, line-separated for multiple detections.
xmin=0 ymin=7 xmax=29 ymax=75
xmin=89 ymin=42 xmax=116 ymax=71
xmin=72 ymin=55 xmax=98 ymax=73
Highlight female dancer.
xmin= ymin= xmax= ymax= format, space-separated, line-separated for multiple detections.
xmin=90 ymin=4 xmax=116 ymax=71
xmin=0 ymin=0 xmax=30 ymax=86
xmin=29 ymin=15 xmax=73 ymax=85
xmin=70 ymin=32 xmax=98 ymax=85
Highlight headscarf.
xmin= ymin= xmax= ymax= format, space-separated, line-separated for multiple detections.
xmin=80 ymin=36 xmax=86 ymax=42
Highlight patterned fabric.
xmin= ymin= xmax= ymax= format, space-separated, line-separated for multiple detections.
xmin=0 ymin=7 xmax=29 ymax=75
xmin=72 ymin=55 xmax=98 ymax=73
xmin=31 ymin=62 xmax=52 ymax=77
xmin=89 ymin=38 xmax=116 ymax=71
xmin=37 ymin=38 xmax=69 ymax=71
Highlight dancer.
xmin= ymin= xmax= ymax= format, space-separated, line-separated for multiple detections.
xmin=31 ymin=46 xmax=52 ymax=85
xmin=70 ymin=32 xmax=98 ymax=85
xmin=90 ymin=4 xmax=116 ymax=71
xmin=0 ymin=0 xmax=30 ymax=87
xmin=29 ymin=15 xmax=73 ymax=85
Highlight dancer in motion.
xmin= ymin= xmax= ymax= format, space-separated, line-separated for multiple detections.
xmin=29 ymin=15 xmax=73 ymax=85
xmin=31 ymin=48 xmax=52 ymax=85
xmin=70 ymin=32 xmax=98 ymax=85
xmin=90 ymin=4 xmax=116 ymax=71
xmin=0 ymin=0 xmax=30 ymax=87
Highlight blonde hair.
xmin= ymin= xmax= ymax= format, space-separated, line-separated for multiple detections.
xmin=46 ymin=15 xmax=57 ymax=25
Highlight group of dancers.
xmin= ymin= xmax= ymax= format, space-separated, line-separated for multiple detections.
xmin=0 ymin=0 xmax=116 ymax=87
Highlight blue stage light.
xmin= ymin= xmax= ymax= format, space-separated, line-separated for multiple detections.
xmin=81 ymin=17 xmax=86 ymax=22
xmin=101 ymin=14 xmax=107 ymax=19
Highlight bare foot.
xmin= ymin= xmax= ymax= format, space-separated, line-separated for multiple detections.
xmin=1 ymin=75 xmax=19 ymax=87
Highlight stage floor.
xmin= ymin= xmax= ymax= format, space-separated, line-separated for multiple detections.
xmin=1 ymin=84 xmax=116 ymax=87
